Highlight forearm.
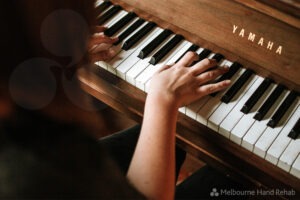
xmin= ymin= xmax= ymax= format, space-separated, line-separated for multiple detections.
xmin=126 ymin=53 xmax=230 ymax=200
xmin=127 ymin=94 xmax=179 ymax=200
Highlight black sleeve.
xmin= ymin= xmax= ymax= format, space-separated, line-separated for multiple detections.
xmin=0 ymin=109 xmax=146 ymax=199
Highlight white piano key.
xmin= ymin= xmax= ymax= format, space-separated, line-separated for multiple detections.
xmin=114 ymin=27 xmax=165 ymax=80
xmin=278 ymin=139 xmax=300 ymax=172
xmin=106 ymin=20 xmax=151 ymax=75
xmin=135 ymin=40 xmax=187 ymax=91
xmin=186 ymin=96 xmax=210 ymax=120
xmin=179 ymin=107 xmax=186 ymax=114
xmin=96 ymin=11 xmax=135 ymax=70
xmin=130 ymin=35 xmax=177 ymax=89
xmin=95 ymin=4 xmax=113 ymax=18
xmin=266 ymin=102 xmax=300 ymax=165
xmin=193 ymin=59 xmax=239 ymax=125
xmin=181 ymin=48 xmax=206 ymax=117
xmin=229 ymin=80 xmax=275 ymax=145
xmin=95 ymin=0 xmax=104 ymax=7
xmin=196 ymin=91 xmax=225 ymax=125
xmin=291 ymin=154 xmax=300 ymax=179
xmin=207 ymin=68 xmax=245 ymax=138
xmin=208 ymin=74 xmax=260 ymax=133
xmin=95 ymin=11 xmax=129 ymax=68
xmin=241 ymin=90 xmax=289 ymax=152
xmin=102 ymin=10 xmax=128 ymax=28
xmin=98 ymin=20 xmax=150 ymax=73
xmin=165 ymin=41 xmax=192 ymax=65
xmin=253 ymin=96 xmax=299 ymax=158
xmin=124 ymin=29 xmax=172 ymax=84
xmin=144 ymin=41 xmax=192 ymax=93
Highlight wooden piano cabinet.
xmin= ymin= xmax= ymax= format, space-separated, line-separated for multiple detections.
xmin=78 ymin=64 xmax=300 ymax=195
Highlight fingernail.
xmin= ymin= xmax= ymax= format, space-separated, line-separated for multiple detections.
xmin=109 ymin=48 xmax=115 ymax=55
xmin=224 ymin=80 xmax=231 ymax=85
xmin=223 ymin=65 xmax=230 ymax=71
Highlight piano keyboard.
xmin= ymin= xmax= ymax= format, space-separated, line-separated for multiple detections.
xmin=94 ymin=0 xmax=300 ymax=179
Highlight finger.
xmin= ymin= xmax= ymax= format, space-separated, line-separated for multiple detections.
xmin=89 ymin=49 xmax=116 ymax=62
xmin=89 ymin=43 xmax=113 ymax=53
xmin=158 ymin=63 xmax=174 ymax=73
xmin=89 ymin=35 xmax=118 ymax=48
xmin=176 ymin=51 xmax=198 ymax=67
xmin=197 ymin=80 xmax=231 ymax=96
xmin=196 ymin=66 xmax=229 ymax=85
xmin=93 ymin=26 xmax=107 ymax=33
xmin=190 ymin=58 xmax=218 ymax=75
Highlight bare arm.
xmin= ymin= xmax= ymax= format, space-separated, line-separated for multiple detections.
xmin=127 ymin=52 xmax=230 ymax=200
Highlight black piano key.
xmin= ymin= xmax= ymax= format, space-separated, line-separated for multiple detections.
xmin=95 ymin=1 xmax=112 ymax=14
xmin=122 ymin=22 xmax=156 ymax=50
xmin=254 ymin=84 xmax=285 ymax=121
xmin=114 ymin=18 xmax=145 ymax=45
xmin=241 ymin=78 xmax=273 ymax=114
xmin=215 ymin=62 xmax=241 ymax=83
xmin=97 ymin=5 xmax=122 ymax=25
xmin=197 ymin=49 xmax=212 ymax=61
xmin=190 ymin=48 xmax=211 ymax=66
xmin=210 ymin=62 xmax=241 ymax=97
xmin=211 ymin=53 xmax=224 ymax=63
xmin=267 ymin=91 xmax=298 ymax=128
xmin=175 ymin=44 xmax=199 ymax=63
xmin=288 ymin=118 xmax=300 ymax=139
xmin=149 ymin=34 xmax=184 ymax=65
xmin=104 ymin=12 xmax=136 ymax=37
xmin=203 ymin=53 xmax=224 ymax=72
xmin=138 ymin=29 xmax=172 ymax=59
xmin=221 ymin=69 xmax=254 ymax=103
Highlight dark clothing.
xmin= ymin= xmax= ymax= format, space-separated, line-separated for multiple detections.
xmin=0 ymin=108 xmax=145 ymax=199
xmin=100 ymin=125 xmax=247 ymax=200
xmin=0 ymin=108 xmax=245 ymax=199
xmin=99 ymin=125 xmax=186 ymax=178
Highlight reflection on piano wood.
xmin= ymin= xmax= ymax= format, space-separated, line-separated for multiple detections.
xmin=78 ymin=0 xmax=300 ymax=196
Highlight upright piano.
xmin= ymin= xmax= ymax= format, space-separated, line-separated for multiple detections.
xmin=78 ymin=0 xmax=300 ymax=197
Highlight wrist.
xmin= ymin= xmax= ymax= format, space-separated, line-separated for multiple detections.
xmin=146 ymin=92 xmax=180 ymax=113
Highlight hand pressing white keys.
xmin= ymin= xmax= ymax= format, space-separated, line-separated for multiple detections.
xmin=135 ymin=40 xmax=187 ymax=91
xmin=186 ymin=52 xmax=228 ymax=118
xmin=266 ymin=102 xmax=300 ymax=165
xmin=94 ymin=11 xmax=128 ymax=69
xmin=196 ymin=67 xmax=245 ymax=126
xmin=112 ymin=27 xmax=163 ymax=79
xmin=123 ymin=28 xmax=170 ymax=84
xmin=184 ymin=48 xmax=210 ymax=118
xmin=253 ymin=97 xmax=299 ymax=158
xmin=277 ymin=138 xmax=300 ymax=172
xmin=144 ymin=41 xmax=192 ymax=93
xmin=229 ymin=80 xmax=275 ymax=144
xmin=208 ymin=74 xmax=260 ymax=133
xmin=241 ymin=90 xmax=289 ymax=152
xmin=291 ymin=154 xmax=300 ymax=179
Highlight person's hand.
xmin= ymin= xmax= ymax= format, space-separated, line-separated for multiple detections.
xmin=148 ymin=51 xmax=231 ymax=108
xmin=88 ymin=26 xmax=118 ymax=62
